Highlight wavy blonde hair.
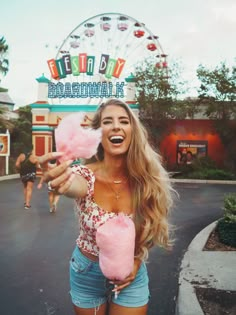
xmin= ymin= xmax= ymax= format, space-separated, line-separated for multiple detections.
xmin=92 ymin=99 xmax=174 ymax=260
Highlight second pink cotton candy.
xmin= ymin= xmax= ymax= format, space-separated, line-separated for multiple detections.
xmin=96 ymin=213 xmax=136 ymax=281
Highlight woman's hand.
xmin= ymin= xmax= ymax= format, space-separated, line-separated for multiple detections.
xmin=110 ymin=258 xmax=142 ymax=296
xmin=38 ymin=152 xmax=74 ymax=195
xmin=37 ymin=183 xmax=43 ymax=189
xmin=38 ymin=152 xmax=88 ymax=198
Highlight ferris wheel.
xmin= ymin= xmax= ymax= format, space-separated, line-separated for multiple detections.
xmin=47 ymin=12 xmax=168 ymax=105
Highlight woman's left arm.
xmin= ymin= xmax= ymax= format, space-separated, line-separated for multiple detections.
xmin=15 ymin=153 xmax=24 ymax=171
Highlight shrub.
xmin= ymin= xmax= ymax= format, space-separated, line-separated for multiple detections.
xmin=217 ymin=193 xmax=236 ymax=247
xmin=201 ymin=169 xmax=235 ymax=180
xmin=173 ymin=156 xmax=236 ymax=180
xmin=192 ymin=156 xmax=217 ymax=171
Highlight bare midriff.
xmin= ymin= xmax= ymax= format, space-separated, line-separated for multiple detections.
xmin=80 ymin=247 xmax=99 ymax=262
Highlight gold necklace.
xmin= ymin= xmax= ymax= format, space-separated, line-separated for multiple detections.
xmin=109 ymin=184 xmax=122 ymax=200
xmin=113 ymin=177 xmax=128 ymax=184
xmin=105 ymin=179 xmax=128 ymax=200
xmin=113 ymin=180 xmax=122 ymax=184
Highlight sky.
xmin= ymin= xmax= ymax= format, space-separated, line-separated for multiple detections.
xmin=1 ymin=0 xmax=236 ymax=109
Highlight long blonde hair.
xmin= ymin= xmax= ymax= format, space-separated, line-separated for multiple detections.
xmin=92 ymin=99 xmax=174 ymax=260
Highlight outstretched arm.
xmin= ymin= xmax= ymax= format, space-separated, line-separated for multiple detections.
xmin=38 ymin=152 xmax=88 ymax=198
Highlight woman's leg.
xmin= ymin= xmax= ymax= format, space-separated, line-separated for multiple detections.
xmin=53 ymin=193 xmax=60 ymax=210
xmin=73 ymin=302 xmax=107 ymax=315
xmin=48 ymin=191 xmax=54 ymax=211
xmin=23 ymin=182 xmax=27 ymax=205
xmin=108 ymin=262 xmax=149 ymax=315
xmin=70 ymin=247 xmax=109 ymax=315
xmin=109 ymin=303 xmax=148 ymax=315
xmin=25 ymin=181 xmax=34 ymax=207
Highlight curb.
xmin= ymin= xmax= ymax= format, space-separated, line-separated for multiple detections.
xmin=171 ymin=178 xmax=236 ymax=185
xmin=0 ymin=174 xmax=19 ymax=181
xmin=188 ymin=221 xmax=217 ymax=251
xmin=176 ymin=221 xmax=236 ymax=315
xmin=176 ymin=222 xmax=217 ymax=315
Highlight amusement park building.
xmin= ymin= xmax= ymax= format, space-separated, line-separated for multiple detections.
xmin=30 ymin=75 xmax=227 ymax=169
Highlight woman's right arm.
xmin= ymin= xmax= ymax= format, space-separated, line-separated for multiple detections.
xmin=38 ymin=152 xmax=88 ymax=199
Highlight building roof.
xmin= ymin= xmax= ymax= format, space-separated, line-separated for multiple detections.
xmin=36 ymin=74 xmax=51 ymax=83
xmin=0 ymin=92 xmax=15 ymax=106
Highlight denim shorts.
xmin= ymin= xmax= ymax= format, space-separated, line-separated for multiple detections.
xmin=69 ymin=246 xmax=150 ymax=309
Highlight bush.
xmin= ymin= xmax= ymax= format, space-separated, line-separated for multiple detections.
xmin=216 ymin=219 xmax=236 ymax=247
xmin=192 ymin=156 xmax=217 ymax=171
xmin=196 ymin=169 xmax=235 ymax=180
xmin=173 ymin=156 xmax=236 ymax=180
xmin=217 ymin=193 xmax=236 ymax=247
xmin=222 ymin=193 xmax=236 ymax=221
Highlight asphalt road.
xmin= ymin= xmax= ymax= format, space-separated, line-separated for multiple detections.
xmin=0 ymin=178 xmax=235 ymax=315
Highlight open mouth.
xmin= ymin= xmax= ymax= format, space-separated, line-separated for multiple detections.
xmin=109 ymin=136 xmax=124 ymax=144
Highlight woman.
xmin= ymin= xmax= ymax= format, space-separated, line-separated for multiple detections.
xmin=38 ymin=99 xmax=174 ymax=315
xmin=37 ymin=160 xmax=60 ymax=213
xmin=15 ymin=146 xmax=39 ymax=209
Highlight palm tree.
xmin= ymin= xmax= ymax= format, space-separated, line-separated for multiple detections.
xmin=0 ymin=105 xmax=14 ymax=132
xmin=0 ymin=37 xmax=9 ymax=83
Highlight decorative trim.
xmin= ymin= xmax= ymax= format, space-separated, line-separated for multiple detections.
xmin=31 ymin=103 xmax=139 ymax=112
xmin=32 ymin=126 xmax=54 ymax=131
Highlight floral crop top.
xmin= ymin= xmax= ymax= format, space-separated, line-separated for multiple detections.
xmin=72 ymin=164 xmax=129 ymax=256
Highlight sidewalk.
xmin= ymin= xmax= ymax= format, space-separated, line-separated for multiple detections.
xmin=0 ymin=174 xmax=19 ymax=181
xmin=176 ymin=221 xmax=236 ymax=315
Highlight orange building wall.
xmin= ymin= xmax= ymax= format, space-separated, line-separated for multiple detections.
xmin=159 ymin=120 xmax=226 ymax=167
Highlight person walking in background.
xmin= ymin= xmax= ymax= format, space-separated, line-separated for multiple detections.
xmin=15 ymin=145 xmax=40 ymax=209
xmin=37 ymin=160 xmax=60 ymax=213
xmin=38 ymin=99 xmax=175 ymax=315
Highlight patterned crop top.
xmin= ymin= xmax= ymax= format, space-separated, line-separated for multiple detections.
xmin=72 ymin=164 xmax=131 ymax=256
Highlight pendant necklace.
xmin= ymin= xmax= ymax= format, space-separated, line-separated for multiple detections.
xmin=109 ymin=185 xmax=121 ymax=200
xmin=106 ymin=178 xmax=128 ymax=200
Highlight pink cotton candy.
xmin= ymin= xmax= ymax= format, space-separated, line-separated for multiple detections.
xmin=54 ymin=112 xmax=102 ymax=163
xmin=96 ymin=213 xmax=135 ymax=280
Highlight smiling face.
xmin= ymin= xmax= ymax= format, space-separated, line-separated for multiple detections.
xmin=100 ymin=105 xmax=132 ymax=157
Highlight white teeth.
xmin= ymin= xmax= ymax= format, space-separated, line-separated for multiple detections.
xmin=110 ymin=136 xmax=124 ymax=140
xmin=109 ymin=135 xmax=124 ymax=144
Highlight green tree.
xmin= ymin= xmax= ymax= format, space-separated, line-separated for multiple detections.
xmin=0 ymin=105 xmax=14 ymax=131
xmin=134 ymin=59 xmax=192 ymax=146
xmin=197 ymin=60 xmax=236 ymax=171
xmin=10 ymin=105 xmax=32 ymax=157
xmin=0 ymin=37 xmax=9 ymax=83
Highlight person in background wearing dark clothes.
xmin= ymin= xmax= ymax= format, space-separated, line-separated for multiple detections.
xmin=15 ymin=146 xmax=40 ymax=209
xmin=37 ymin=159 xmax=60 ymax=213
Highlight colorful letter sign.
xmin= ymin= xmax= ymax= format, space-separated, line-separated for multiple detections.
xmin=47 ymin=53 xmax=126 ymax=80
xmin=47 ymin=52 xmax=126 ymax=99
